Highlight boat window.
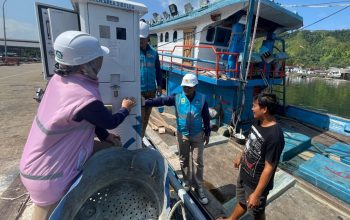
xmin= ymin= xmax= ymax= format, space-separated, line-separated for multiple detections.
xmin=99 ymin=25 xmax=111 ymax=39
xmin=160 ymin=33 xmax=163 ymax=42
xmin=165 ymin=32 xmax=169 ymax=42
xmin=206 ymin=27 xmax=215 ymax=42
xmin=173 ymin=31 xmax=178 ymax=42
xmin=116 ymin=27 xmax=126 ymax=40
xmin=214 ymin=27 xmax=231 ymax=46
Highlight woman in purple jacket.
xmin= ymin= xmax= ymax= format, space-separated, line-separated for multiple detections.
xmin=20 ymin=31 xmax=135 ymax=220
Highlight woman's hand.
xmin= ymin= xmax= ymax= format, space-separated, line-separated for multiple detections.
xmin=105 ymin=133 xmax=122 ymax=147
xmin=122 ymin=97 xmax=136 ymax=112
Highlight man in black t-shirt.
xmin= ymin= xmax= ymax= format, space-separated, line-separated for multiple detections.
xmin=221 ymin=93 xmax=284 ymax=220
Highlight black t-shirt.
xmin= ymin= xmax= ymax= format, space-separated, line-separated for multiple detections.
xmin=239 ymin=121 xmax=285 ymax=191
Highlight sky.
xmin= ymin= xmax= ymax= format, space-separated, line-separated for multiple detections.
xmin=0 ymin=0 xmax=349 ymax=41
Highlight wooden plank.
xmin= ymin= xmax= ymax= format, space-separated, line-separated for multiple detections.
xmin=298 ymin=151 xmax=315 ymax=161
xmin=146 ymin=127 xmax=180 ymax=170
xmin=160 ymin=112 xmax=176 ymax=120
xmin=150 ymin=114 xmax=177 ymax=135
xmin=206 ymin=135 xmax=229 ymax=148
xmin=158 ymin=127 xmax=166 ymax=134
xmin=152 ymin=109 xmax=177 ymax=134
xmin=0 ymin=175 xmax=30 ymax=220
xmin=148 ymin=120 xmax=159 ymax=131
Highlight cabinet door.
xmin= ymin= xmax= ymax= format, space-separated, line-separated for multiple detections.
xmin=36 ymin=3 xmax=79 ymax=79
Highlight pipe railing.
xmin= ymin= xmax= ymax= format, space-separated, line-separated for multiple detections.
xmin=158 ymin=44 xmax=285 ymax=81
xmin=158 ymin=45 xmax=240 ymax=79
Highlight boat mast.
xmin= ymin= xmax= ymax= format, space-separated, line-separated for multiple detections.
xmin=235 ymin=0 xmax=256 ymax=129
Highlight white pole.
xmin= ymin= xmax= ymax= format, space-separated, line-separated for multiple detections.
xmin=2 ymin=0 xmax=8 ymax=63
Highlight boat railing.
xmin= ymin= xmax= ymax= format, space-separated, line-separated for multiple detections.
xmin=158 ymin=45 xmax=285 ymax=81
xmin=248 ymin=61 xmax=286 ymax=80
xmin=158 ymin=45 xmax=240 ymax=79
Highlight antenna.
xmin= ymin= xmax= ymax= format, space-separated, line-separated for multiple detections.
xmin=152 ymin=12 xmax=161 ymax=23
xmin=163 ymin=11 xmax=170 ymax=20
xmin=200 ymin=0 xmax=209 ymax=8
xmin=169 ymin=4 xmax=178 ymax=17
xmin=184 ymin=3 xmax=194 ymax=14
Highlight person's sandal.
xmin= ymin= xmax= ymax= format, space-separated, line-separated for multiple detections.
xmin=196 ymin=187 xmax=208 ymax=205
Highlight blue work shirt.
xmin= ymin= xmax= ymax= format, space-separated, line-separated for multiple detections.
xmin=145 ymin=93 xmax=211 ymax=137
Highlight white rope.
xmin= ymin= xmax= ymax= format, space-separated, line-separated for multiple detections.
xmin=244 ymin=0 xmax=262 ymax=82
xmin=167 ymin=199 xmax=187 ymax=220
xmin=0 ymin=193 xmax=28 ymax=201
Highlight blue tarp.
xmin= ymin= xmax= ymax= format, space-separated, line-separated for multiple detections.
xmin=297 ymin=154 xmax=350 ymax=204
xmin=281 ymin=131 xmax=311 ymax=161
xmin=325 ymin=142 xmax=350 ymax=166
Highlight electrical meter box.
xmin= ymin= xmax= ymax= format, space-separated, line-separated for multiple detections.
xmin=36 ymin=0 xmax=147 ymax=150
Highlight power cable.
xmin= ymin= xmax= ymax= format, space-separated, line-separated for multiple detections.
xmin=302 ymin=5 xmax=350 ymax=30
xmin=282 ymin=0 xmax=350 ymax=8
xmin=280 ymin=5 xmax=350 ymax=38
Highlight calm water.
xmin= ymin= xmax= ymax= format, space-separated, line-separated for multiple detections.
xmin=285 ymin=76 xmax=350 ymax=119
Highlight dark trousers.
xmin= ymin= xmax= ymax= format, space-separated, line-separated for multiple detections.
xmin=141 ymin=90 xmax=156 ymax=137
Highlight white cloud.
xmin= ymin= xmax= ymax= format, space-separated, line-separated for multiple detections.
xmin=0 ymin=18 xmax=38 ymax=41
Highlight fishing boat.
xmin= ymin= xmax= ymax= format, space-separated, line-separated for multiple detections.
xmin=144 ymin=0 xmax=350 ymax=218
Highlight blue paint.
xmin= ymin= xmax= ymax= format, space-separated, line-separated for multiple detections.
xmin=285 ymin=105 xmax=350 ymax=137
xmin=281 ymin=131 xmax=311 ymax=161
xmin=297 ymin=154 xmax=350 ymax=203
xmin=325 ymin=142 xmax=350 ymax=165
xmin=133 ymin=116 xmax=142 ymax=137
xmin=259 ymin=33 xmax=276 ymax=77
xmin=226 ymin=22 xmax=244 ymax=78
xmin=150 ymin=0 xmax=302 ymax=32
xmin=123 ymin=138 xmax=136 ymax=149
xmin=164 ymin=65 xmax=283 ymax=126
xmin=133 ymin=124 xmax=142 ymax=137
xmin=135 ymin=115 xmax=142 ymax=123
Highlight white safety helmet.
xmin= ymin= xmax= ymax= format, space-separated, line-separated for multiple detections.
xmin=139 ymin=21 xmax=150 ymax=38
xmin=181 ymin=74 xmax=198 ymax=87
xmin=54 ymin=30 xmax=109 ymax=66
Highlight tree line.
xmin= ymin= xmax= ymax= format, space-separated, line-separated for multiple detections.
xmin=281 ymin=30 xmax=350 ymax=69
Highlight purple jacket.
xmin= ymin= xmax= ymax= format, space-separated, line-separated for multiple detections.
xmin=20 ymin=73 xmax=101 ymax=206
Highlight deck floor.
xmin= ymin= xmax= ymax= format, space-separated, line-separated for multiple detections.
xmin=147 ymin=107 xmax=350 ymax=219
xmin=0 ymin=64 xmax=349 ymax=219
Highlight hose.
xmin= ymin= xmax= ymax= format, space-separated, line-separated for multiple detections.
xmin=167 ymin=200 xmax=187 ymax=220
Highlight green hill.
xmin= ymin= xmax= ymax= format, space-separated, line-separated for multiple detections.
xmin=280 ymin=30 xmax=350 ymax=68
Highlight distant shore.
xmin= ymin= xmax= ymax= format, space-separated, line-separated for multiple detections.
xmin=286 ymin=72 xmax=350 ymax=81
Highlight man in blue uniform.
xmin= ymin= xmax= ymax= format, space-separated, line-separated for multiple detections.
xmin=144 ymin=74 xmax=210 ymax=205
xmin=139 ymin=21 xmax=162 ymax=137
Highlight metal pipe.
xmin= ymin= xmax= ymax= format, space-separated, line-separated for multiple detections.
xmin=2 ymin=0 xmax=7 ymax=63
xmin=142 ymin=137 xmax=207 ymax=219
xmin=167 ymin=170 xmax=207 ymax=220
xmin=158 ymin=52 xmax=225 ymax=65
